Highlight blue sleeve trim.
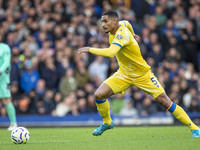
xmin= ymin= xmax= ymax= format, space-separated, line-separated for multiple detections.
xmin=112 ymin=43 xmax=122 ymax=47
xmin=95 ymin=98 xmax=107 ymax=104
xmin=168 ymin=103 xmax=177 ymax=113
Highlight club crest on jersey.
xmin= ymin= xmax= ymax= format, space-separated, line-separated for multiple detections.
xmin=116 ymin=34 xmax=123 ymax=40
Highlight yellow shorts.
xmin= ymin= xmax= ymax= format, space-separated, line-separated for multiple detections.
xmin=104 ymin=70 xmax=164 ymax=98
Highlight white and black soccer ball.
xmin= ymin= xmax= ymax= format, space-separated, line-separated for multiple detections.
xmin=11 ymin=127 xmax=30 ymax=144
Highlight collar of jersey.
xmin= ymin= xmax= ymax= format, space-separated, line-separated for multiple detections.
xmin=109 ymin=25 xmax=122 ymax=36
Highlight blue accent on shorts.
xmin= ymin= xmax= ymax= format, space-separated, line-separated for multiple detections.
xmin=95 ymin=98 xmax=106 ymax=104
xmin=112 ymin=43 xmax=122 ymax=47
xmin=168 ymin=103 xmax=177 ymax=113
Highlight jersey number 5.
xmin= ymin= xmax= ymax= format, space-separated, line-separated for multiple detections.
xmin=151 ymin=77 xmax=159 ymax=88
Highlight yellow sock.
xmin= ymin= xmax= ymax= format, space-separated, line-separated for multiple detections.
xmin=95 ymin=98 xmax=112 ymax=125
xmin=167 ymin=102 xmax=199 ymax=130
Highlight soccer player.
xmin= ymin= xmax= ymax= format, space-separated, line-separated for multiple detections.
xmin=0 ymin=39 xmax=17 ymax=131
xmin=78 ymin=11 xmax=200 ymax=137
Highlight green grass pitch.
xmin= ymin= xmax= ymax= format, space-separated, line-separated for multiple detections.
xmin=0 ymin=126 xmax=200 ymax=150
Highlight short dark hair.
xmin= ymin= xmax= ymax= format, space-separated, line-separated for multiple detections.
xmin=102 ymin=11 xmax=119 ymax=18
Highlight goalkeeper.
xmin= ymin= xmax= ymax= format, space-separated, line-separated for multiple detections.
xmin=0 ymin=38 xmax=17 ymax=131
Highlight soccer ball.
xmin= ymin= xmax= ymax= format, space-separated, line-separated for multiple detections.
xmin=11 ymin=127 xmax=30 ymax=144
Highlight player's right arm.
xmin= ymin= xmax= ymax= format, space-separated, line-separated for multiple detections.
xmin=0 ymin=45 xmax=11 ymax=75
xmin=89 ymin=44 xmax=121 ymax=57
xmin=77 ymin=44 xmax=120 ymax=57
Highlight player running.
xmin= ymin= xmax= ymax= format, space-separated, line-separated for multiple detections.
xmin=0 ymin=38 xmax=17 ymax=131
xmin=78 ymin=11 xmax=200 ymax=137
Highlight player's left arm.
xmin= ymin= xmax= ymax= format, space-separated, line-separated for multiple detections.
xmin=0 ymin=45 xmax=11 ymax=75
xmin=123 ymin=20 xmax=135 ymax=36
xmin=77 ymin=44 xmax=121 ymax=57
xmin=123 ymin=20 xmax=140 ymax=42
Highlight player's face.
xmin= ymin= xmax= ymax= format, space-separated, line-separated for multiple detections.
xmin=101 ymin=15 xmax=116 ymax=33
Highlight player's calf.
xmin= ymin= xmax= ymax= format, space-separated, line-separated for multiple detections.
xmin=156 ymin=93 xmax=199 ymax=137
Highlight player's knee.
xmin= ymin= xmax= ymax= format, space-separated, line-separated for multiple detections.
xmin=2 ymin=98 xmax=11 ymax=105
xmin=94 ymin=91 xmax=104 ymax=100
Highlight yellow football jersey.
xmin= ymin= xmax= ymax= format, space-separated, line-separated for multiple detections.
xmin=108 ymin=20 xmax=151 ymax=78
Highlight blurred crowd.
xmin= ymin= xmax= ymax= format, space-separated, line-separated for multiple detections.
xmin=0 ymin=0 xmax=200 ymax=117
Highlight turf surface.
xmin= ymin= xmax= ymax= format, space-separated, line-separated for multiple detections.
xmin=0 ymin=126 xmax=199 ymax=150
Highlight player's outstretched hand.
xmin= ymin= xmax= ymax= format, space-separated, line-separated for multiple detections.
xmin=77 ymin=47 xmax=90 ymax=54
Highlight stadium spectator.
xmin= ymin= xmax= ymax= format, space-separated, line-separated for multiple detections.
xmin=88 ymin=55 xmax=109 ymax=82
xmin=196 ymin=92 xmax=200 ymax=107
xmin=53 ymin=92 xmax=76 ymax=117
xmin=110 ymin=94 xmax=125 ymax=115
xmin=59 ymin=68 xmax=77 ymax=98
xmin=84 ymin=83 xmax=95 ymax=96
xmin=187 ymin=98 xmax=200 ymax=112
xmin=119 ymin=99 xmax=138 ymax=116
xmin=19 ymin=35 xmax=39 ymax=57
xmin=39 ymin=57 xmax=58 ymax=90
xmin=20 ymin=60 xmax=40 ymax=93
xmin=77 ymin=97 xmax=88 ymax=114
xmin=137 ymin=96 xmax=158 ymax=115
xmin=75 ymin=60 xmax=91 ymax=88
xmin=37 ymin=41 xmax=54 ymax=62
xmin=165 ymin=47 xmax=182 ymax=63
xmin=154 ymin=5 xmax=167 ymax=27
xmin=28 ymin=90 xmax=38 ymax=114
xmin=147 ymin=43 xmax=164 ymax=67
xmin=147 ymin=32 xmax=159 ymax=52
xmin=18 ymin=95 xmax=30 ymax=114
xmin=54 ymin=92 xmax=62 ymax=104
xmin=10 ymin=81 xmax=20 ymax=102
xmin=43 ymin=89 xmax=56 ymax=114
xmin=183 ymin=86 xmax=197 ymax=109
xmin=181 ymin=20 xmax=198 ymax=71
xmin=10 ymin=47 xmax=21 ymax=84
xmin=35 ymin=79 xmax=46 ymax=100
